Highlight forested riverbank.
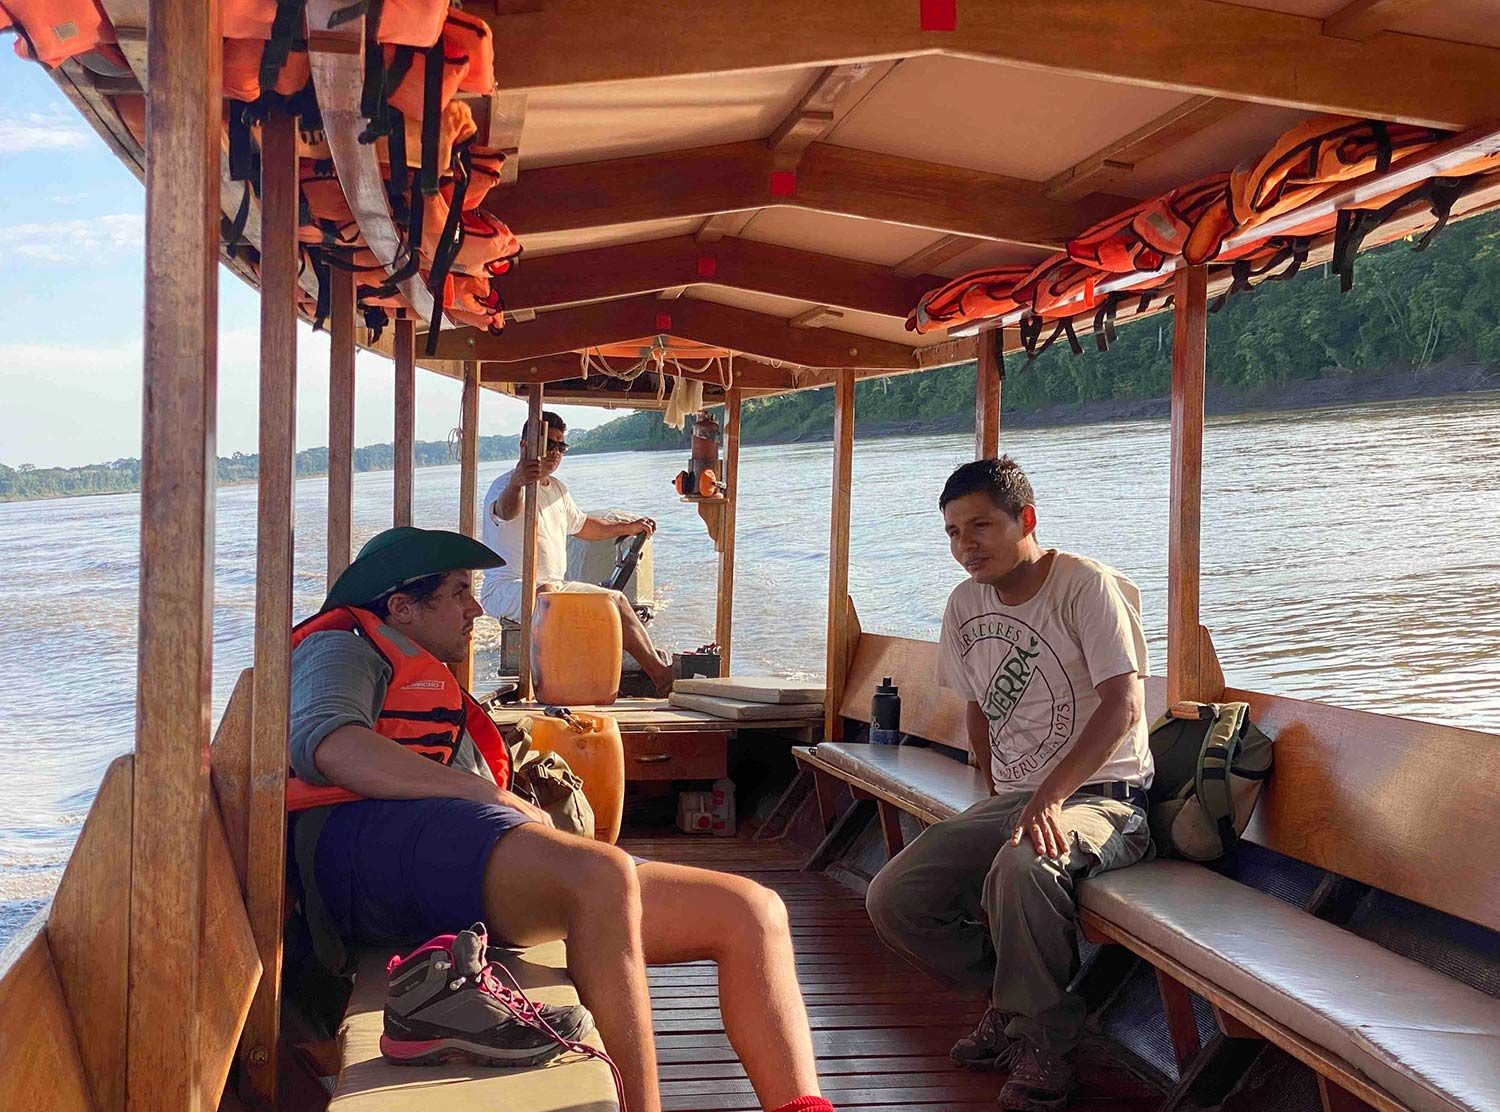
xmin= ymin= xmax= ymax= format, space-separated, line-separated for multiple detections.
xmin=8 ymin=209 xmax=1499 ymax=499
xmin=570 ymin=208 xmax=1500 ymax=454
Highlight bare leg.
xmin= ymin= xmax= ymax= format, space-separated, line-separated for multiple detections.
xmin=638 ymin=861 xmax=821 ymax=1108
xmin=481 ymin=825 xmax=661 ymax=1112
xmin=608 ymin=589 xmax=673 ymax=693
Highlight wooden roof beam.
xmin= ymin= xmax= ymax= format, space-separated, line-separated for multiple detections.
xmin=891 ymin=234 xmax=981 ymax=278
xmin=768 ymin=62 xmax=885 ymax=162
xmin=1322 ymin=0 xmax=1427 ymax=42
xmin=500 ymin=235 xmax=940 ymax=318
xmin=430 ymin=295 xmax=920 ymax=369
xmin=790 ymin=306 xmax=845 ymax=329
xmin=489 ymin=141 xmax=1130 ymax=250
xmin=479 ymin=354 xmax=797 ymax=391
xmin=478 ymin=0 xmax=1500 ymax=130
xmin=1043 ymin=96 xmax=1244 ymax=202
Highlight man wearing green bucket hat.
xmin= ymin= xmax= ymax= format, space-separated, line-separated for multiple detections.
xmin=285 ymin=526 xmax=829 ymax=1112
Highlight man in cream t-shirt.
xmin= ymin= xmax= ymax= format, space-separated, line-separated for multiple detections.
xmin=866 ymin=456 xmax=1153 ymax=1112
xmin=480 ymin=410 xmax=673 ymax=694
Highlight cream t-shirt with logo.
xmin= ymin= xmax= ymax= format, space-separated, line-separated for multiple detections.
xmin=935 ymin=551 xmax=1153 ymax=795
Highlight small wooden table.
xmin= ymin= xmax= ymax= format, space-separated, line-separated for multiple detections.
xmin=487 ymin=698 xmax=819 ymax=782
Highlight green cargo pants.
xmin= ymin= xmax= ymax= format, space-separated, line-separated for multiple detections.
xmin=865 ymin=791 xmax=1151 ymax=1054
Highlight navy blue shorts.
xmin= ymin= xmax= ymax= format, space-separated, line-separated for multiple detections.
xmin=312 ymin=797 xmax=535 ymax=947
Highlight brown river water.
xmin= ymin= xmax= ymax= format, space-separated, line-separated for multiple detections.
xmin=1 ymin=391 xmax=1497 ymax=941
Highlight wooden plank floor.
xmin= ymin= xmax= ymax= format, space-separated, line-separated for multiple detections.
xmin=621 ymin=835 xmax=1164 ymax=1112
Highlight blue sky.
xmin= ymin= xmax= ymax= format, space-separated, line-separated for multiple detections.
xmin=0 ymin=53 xmax=612 ymax=469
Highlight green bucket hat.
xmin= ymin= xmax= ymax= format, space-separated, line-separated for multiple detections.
xmin=323 ymin=526 xmax=505 ymax=612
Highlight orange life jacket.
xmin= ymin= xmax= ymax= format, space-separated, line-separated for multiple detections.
xmin=284 ymin=605 xmax=511 ymax=812
xmin=224 ymin=39 xmax=312 ymax=104
xmin=1183 ymin=119 xmax=1443 ymax=265
xmin=905 ymin=264 xmax=1032 ymax=335
xmin=364 ymin=0 xmax=450 ymax=49
xmin=1012 ymin=254 xmax=1118 ymax=321
xmin=1068 ymin=174 xmax=1229 ymax=274
xmin=1 ymin=0 xmax=113 ymax=67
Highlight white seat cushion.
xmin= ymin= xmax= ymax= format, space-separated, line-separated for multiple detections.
xmin=1079 ymin=861 xmax=1500 ymax=1112
xmin=812 ymin=741 xmax=987 ymax=821
xmin=330 ymin=939 xmax=619 ymax=1111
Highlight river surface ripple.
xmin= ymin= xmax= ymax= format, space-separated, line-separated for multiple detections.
xmin=2 ymin=393 xmax=1497 ymax=942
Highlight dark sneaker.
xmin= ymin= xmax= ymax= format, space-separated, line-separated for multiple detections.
xmin=380 ymin=922 xmax=595 ymax=1067
xmin=997 ymin=1041 xmax=1075 ymax=1111
xmin=951 ymin=1008 xmax=1019 ymax=1071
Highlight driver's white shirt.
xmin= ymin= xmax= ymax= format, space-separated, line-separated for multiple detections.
xmin=479 ymin=469 xmax=587 ymax=621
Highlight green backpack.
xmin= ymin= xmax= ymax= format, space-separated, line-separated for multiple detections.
xmin=1146 ymin=701 xmax=1274 ymax=861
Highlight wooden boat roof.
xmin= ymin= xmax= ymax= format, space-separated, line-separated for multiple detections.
xmin=52 ymin=0 xmax=1500 ymax=407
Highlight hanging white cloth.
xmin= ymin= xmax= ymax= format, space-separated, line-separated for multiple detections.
xmin=663 ymin=375 xmax=704 ymax=430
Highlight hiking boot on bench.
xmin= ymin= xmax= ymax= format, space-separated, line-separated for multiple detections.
xmin=381 ymin=922 xmax=595 ymax=1067
xmin=997 ymin=1040 xmax=1075 ymax=1111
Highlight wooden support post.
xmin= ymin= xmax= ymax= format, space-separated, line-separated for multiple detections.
xmin=824 ymin=371 xmax=855 ymax=741
xmin=327 ymin=267 xmax=356 ymax=587
xmin=811 ymin=769 xmax=842 ymax=833
xmin=1214 ymin=1007 xmax=1262 ymax=1041
xmin=393 ymin=318 xmax=416 ymax=527
xmin=457 ymin=362 xmax=481 ymax=689
xmin=716 ymin=388 xmax=743 ymax=674
xmin=1168 ymin=265 xmax=1209 ymax=705
xmin=241 ymin=107 xmax=297 ymax=1111
xmin=876 ymin=801 xmax=906 ymax=857
xmin=1154 ymin=967 xmax=1203 ymax=1075
xmin=129 ymin=0 xmax=221 ymax=1106
xmin=1319 ymin=1076 xmax=1380 ymax=1112
xmin=975 ymin=327 xmax=1003 ymax=459
xmin=517 ymin=387 xmax=544 ymax=700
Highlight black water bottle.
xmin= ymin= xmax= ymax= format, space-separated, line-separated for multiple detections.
xmin=870 ymin=677 xmax=901 ymax=745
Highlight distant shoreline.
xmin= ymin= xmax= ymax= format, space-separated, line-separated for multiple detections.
xmin=5 ymin=363 xmax=1496 ymax=503
xmin=568 ymin=361 xmax=1500 ymax=456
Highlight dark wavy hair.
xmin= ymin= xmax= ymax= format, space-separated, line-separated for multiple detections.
xmin=938 ymin=456 xmax=1035 ymax=516
xmin=364 ymin=573 xmax=448 ymax=620
xmin=521 ymin=410 xmax=567 ymax=440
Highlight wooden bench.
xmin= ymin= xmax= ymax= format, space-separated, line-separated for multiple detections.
xmin=794 ymin=632 xmax=1500 ymax=1112
xmin=328 ymin=942 xmax=618 ymax=1111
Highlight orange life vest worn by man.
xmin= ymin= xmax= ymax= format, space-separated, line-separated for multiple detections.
xmin=286 ymin=526 xmax=834 ymax=1112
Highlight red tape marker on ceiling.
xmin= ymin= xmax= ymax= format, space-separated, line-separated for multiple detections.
xmin=696 ymin=254 xmax=718 ymax=278
xmin=920 ymin=0 xmax=956 ymax=31
xmin=770 ymin=169 xmax=797 ymax=197
xmin=656 ymin=312 xmax=673 ymax=331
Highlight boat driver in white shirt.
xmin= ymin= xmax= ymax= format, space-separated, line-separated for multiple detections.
xmin=479 ymin=410 xmax=674 ymax=694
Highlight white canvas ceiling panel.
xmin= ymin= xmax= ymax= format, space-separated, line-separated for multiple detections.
xmin=737 ymin=208 xmax=942 ymax=267
xmin=521 ymin=68 xmax=819 ymax=169
xmin=823 ymin=56 xmax=1198 ymax=184
xmin=518 ymin=216 xmax=705 ymax=258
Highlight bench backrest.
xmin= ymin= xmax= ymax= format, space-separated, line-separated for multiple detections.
xmin=839 ymin=631 xmax=1500 ymax=935
xmin=839 ymin=632 xmax=1168 ymax=747
xmin=1234 ymin=685 xmax=1500 ymax=934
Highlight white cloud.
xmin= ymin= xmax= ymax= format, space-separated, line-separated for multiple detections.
xmin=0 ymin=212 xmax=144 ymax=262
xmin=0 ymin=108 xmax=91 ymax=153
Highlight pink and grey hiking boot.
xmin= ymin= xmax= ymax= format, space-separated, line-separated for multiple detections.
xmin=380 ymin=923 xmax=595 ymax=1067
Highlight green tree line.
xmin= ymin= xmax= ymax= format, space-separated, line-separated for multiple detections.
xmin=0 ymin=435 xmax=520 ymax=503
xmin=567 ymin=207 xmax=1500 ymax=453
xmin=9 ymin=209 xmax=1499 ymax=499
